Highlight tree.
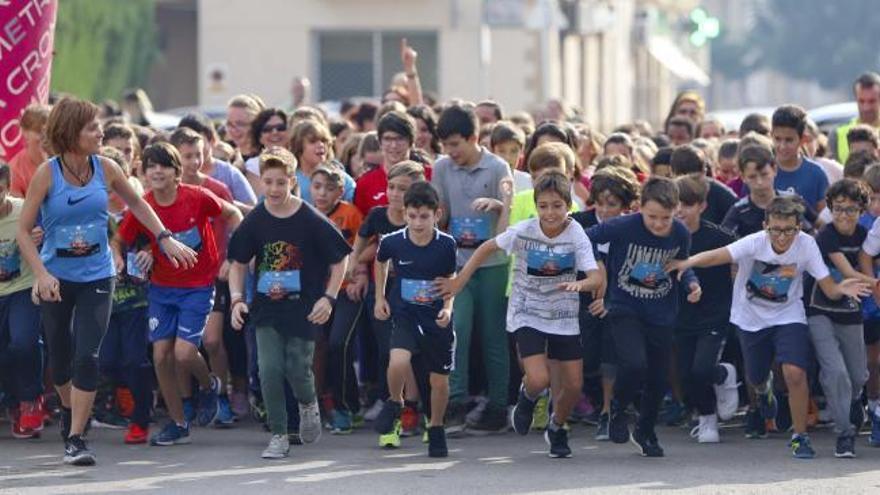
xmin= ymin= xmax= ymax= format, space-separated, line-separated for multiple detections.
xmin=51 ymin=0 xmax=158 ymax=102
xmin=716 ymin=0 xmax=880 ymax=91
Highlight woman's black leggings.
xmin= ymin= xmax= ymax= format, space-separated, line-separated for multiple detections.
xmin=41 ymin=277 xmax=114 ymax=392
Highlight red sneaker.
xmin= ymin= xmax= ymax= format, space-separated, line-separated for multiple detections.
xmin=400 ymin=406 xmax=420 ymax=437
xmin=10 ymin=409 xmax=40 ymax=439
xmin=19 ymin=401 xmax=43 ymax=431
xmin=116 ymin=387 xmax=135 ymax=418
xmin=124 ymin=423 xmax=149 ymax=444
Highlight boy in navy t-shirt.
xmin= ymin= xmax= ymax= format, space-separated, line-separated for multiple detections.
xmin=770 ymin=105 xmax=829 ymax=213
xmin=373 ymin=181 xmax=456 ymax=458
xmin=585 ymin=177 xmax=701 ymax=457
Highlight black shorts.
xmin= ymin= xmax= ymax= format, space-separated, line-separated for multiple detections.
xmin=390 ymin=313 xmax=455 ymax=375
xmin=515 ymin=327 xmax=582 ymax=361
xmin=865 ymin=320 xmax=880 ymax=345
xmin=212 ymin=279 xmax=230 ymax=313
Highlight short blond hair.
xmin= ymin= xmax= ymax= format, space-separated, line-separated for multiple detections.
xmin=259 ymin=146 xmax=297 ymax=176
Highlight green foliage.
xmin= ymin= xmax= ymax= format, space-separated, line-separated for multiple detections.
xmin=51 ymin=0 xmax=158 ymax=101
xmin=712 ymin=0 xmax=880 ymax=90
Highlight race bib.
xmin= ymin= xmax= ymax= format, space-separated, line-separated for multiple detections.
xmin=627 ymin=261 xmax=669 ymax=289
xmin=526 ymin=249 xmax=574 ymax=277
xmin=401 ymin=278 xmax=439 ymax=306
xmin=172 ymin=226 xmax=203 ymax=251
xmin=126 ymin=251 xmax=146 ymax=280
xmin=257 ymin=270 xmax=301 ymax=301
xmin=56 ymin=222 xmax=104 ymax=258
xmin=449 ymin=216 xmax=490 ymax=248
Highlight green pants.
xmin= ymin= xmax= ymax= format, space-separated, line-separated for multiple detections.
xmin=256 ymin=324 xmax=316 ymax=435
xmin=450 ymin=263 xmax=509 ymax=408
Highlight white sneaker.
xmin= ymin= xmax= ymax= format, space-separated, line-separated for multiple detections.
xmin=690 ymin=414 xmax=720 ymax=443
xmin=714 ymin=362 xmax=739 ymax=421
xmin=298 ymin=401 xmax=322 ymax=444
xmin=261 ymin=434 xmax=289 ymax=459
xmin=363 ymin=399 xmax=384 ymax=422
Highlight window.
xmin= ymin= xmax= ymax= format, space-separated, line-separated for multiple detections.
xmin=316 ymin=31 xmax=438 ymax=101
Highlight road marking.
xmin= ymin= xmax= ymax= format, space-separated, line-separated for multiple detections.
xmin=0 ymin=460 xmax=335 ymax=495
xmin=286 ymin=461 xmax=458 ymax=483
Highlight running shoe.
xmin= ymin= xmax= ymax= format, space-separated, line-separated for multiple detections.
xmin=400 ymin=405 xmax=420 ymax=437
xmin=379 ymin=419 xmax=402 ymax=448
xmin=150 ymin=421 xmax=191 ymax=446
xmin=18 ymin=401 xmax=43 ymax=431
xmin=595 ymin=412 xmax=610 ymax=441
xmin=791 ymin=433 xmax=816 ymax=459
xmin=363 ymin=399 xmax=385 ymax=422
xmin=64 ymin=434 xmax=96 ymax=466
xmin=262 ymin=434 xmax=290 ymax=459
xmin=511 ymin=385 xmax=537 ymax=435
xmin=608 ymin=401 xmax=629 ymax=444
xmin=531 ymin=393 xmax=550 ymax=431
xmin=714 ymin=363 xmax=739 ymax=421
xmin=469 ymin=403 xmax=509 ymax=434
xmin=196 ymin=376 xmax=221 ymax=427
xmin=329 ymin=409 xmax=353 ymax=435
xmin=298 ymin=400 xmax=322 ymax=444
xmin=427 ymin=425 xmax=448 ymax=457
xmin=631 ymin=427 xmax=664 ymax=457
xmin=744 ymin=408 xmax=768 ymax=439
xmin=869 ymin=410 xmax=880 ymax=447
xmin=124 ymin=423 xmax=149 ymax=444
xmin=375 ymin=400 xmax=402 ymax=435
xmin=835 ymin=433 xmax=856 ymax=459
xmin=444 ymin=401 xmax=468 ymax=435
xmin=545 ymin=422 xmax=572 ymax=458
xmin=215 ymin=396 xmax=235 ymax=428
xmin=183 ymin=398 xmax=197 ymax=425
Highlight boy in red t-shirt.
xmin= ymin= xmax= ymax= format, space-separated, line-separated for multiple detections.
xmin=171 ymin=128 xmax=239 ymax=427
xmin=115 ymin=142 xmax=242 ymax=447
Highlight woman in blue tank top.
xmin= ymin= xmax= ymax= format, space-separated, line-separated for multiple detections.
xmin=15 ymin=97 xmax=197 ymax=467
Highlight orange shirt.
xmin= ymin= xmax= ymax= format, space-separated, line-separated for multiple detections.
xmin=9 ymin=150 xmax=41 ymax=198
xmin=325 ymin=201 xmax=363 ymax=289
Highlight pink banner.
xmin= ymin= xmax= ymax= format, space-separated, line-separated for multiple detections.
xmin=0 ymin=0 xmax=57 ymax=161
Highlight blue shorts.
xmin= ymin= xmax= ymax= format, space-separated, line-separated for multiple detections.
xmin=737 ymin=323 xmax=812 ymax=385
xmin=147 ymin=285 xmax=214 ymax=347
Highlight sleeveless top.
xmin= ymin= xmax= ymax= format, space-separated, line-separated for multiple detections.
xmin=40 ymin=155 xmax=114 ymax=282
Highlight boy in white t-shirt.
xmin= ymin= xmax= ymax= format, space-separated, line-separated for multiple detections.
xmin=437 ymin=172 xmax=602 ymax=458
xmin=669 ymin=196 xmax=870 ymax=459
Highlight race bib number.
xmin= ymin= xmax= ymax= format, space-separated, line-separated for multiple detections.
xmin=449 ymin=216 xmax=490 ymax=248
xmin=56 ymin=222 xmax=104 ymax=258
xmin=401 ymin=278 xmax=439 ymax=306
xmin=257 ymin=270 xmax=301 ymax=301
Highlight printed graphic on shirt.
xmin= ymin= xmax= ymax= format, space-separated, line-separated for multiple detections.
xmin=400 ymin=278 xmax=439 ymax=305
xmin=56 ymin=222 xmax=104 ymax=258
xmin=173 ymin=225 xmax=203 ymax=252
xmin=526 ymin=249 xmax=574 ymax=277
xmin=746 ymin=261 xmax=796 ymax=303
xmin=811 ymin=266 xmax=859 ymax=312
xmin=617 ymin=244 xmax=678 ymax=299
xmin=450 ymin=216 xmax=490 ymax=248
xmin=0 ymin=239 xmax=20 ymax=282
xmin=257 ymin=241 xmax=303 ymax=301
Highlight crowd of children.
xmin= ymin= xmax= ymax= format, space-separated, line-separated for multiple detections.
xmin=7 ymin=66 xmax=880 ymax=468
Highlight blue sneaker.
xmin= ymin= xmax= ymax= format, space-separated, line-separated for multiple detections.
xmin=791 ymin=433 xmax=815 ymax=459
xmin=214 ymin=396 xmax=235 ymax=428
xmin=182 ymin=398 xmax=196 ymax=424
xmin=329 ymin=409 xmax=353 ymax=435
xmin=869 ymin=411 xmax=880 ymax=447
xmin=196 ymin=376 xmax=221 ymax=427
xmin=150 ymin=421 xmax=191 ymax=446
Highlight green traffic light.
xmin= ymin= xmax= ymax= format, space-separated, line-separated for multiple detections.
xmin=689 ymin=7 xmax=720 ymax=46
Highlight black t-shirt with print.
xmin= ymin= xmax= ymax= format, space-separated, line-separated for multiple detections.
xmin=228 ymin=201 xmax=351 ymax=337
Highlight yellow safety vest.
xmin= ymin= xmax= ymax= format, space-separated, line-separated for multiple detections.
xmin=836 ymin=118 xmax=859 ymax=165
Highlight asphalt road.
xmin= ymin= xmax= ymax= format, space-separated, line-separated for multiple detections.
xmin=1 ymin=418 xmax=880 ymax=494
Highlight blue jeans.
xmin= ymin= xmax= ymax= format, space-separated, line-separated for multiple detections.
xmin=0 ymin=289 xmax=43 ymax=402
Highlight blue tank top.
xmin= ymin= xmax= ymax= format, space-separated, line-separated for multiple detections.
xmin=40 ymin=155 xmax=114 ymax=282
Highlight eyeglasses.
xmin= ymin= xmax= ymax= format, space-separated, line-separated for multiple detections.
xmin=767 ymin=227 xmax=799 ymax=237
xmin=381 ymin=135 xmax=409 ymax=147
xmin=831 ymin=205 xmax=861 ymax=216
xmin=262 ymin=123 xmax=287 ymax=134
